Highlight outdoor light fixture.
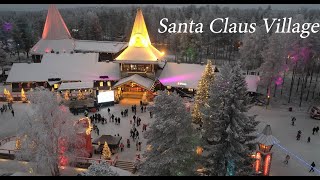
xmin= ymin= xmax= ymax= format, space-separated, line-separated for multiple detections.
xmin=254 ymin=125 xmax=279 ymax=176
xmin=107 ymin=81 xmax=111 ymax=87
xmin=54 ymin=84 xmax=59 ymax=89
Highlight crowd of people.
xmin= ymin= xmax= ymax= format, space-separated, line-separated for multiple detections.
xmin=286 ymin=116 xmax=319 ymax=173
xmin=82 ymin=102 xmax=152 ymax=162
xmin=0 ymin=103 xmax=14 ymax=117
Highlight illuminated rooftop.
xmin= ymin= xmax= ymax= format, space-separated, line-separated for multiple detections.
xmin=115 ymin=8 xmax=164 ymax=62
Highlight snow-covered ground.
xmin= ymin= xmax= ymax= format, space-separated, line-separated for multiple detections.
xmin=249 ymin=105 xmax=320 ymax=176
xmin=1 ymin=100 xmax=320 ymax=176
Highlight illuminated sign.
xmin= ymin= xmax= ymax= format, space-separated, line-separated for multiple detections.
xmin=177 ymin=82 xmax=187 ymax=86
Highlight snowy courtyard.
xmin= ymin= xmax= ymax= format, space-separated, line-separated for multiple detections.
xmin=0 ymin=101 xmax=319 ymax=176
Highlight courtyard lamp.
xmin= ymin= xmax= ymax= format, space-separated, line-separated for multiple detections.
xmin=254 ymin=124 xmax=279 ymax=176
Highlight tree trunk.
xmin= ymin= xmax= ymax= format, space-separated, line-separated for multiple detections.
xmin=306 ymin=64 xmax=315 ymax=101
xmin=288 ymin=63 xmax=297 ymax=103
xmin=281 ymin=71 xmax=286 ymax=96
xmin=273 ymin=84 xmax=277 ymax=97
xmin=296 ymin=76 xmax=301 ymax=93
xmin=51 ymin=163 xmax=60 ymax=176
xmin=299 ymin=74 xmax=305 ymax=107
xmin=312 ymin=66 xmax=320 ymax=99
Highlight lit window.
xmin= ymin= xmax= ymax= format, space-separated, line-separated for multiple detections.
xmin=167 ymin=86 xmax=171 ymax=89
xmin=107 ymin=81 xmax=111 ymax=87
xmin=54 ymin=84 xmax=59 ymax=89
xmin=100 ymin=82 xmax=104 ymax=87
xmin=188 ymin=88 xmax=193 ymax=92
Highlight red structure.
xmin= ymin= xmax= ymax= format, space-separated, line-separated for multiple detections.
xmin=75 ymin=117 xmax=93 ymax=157
xmin=253 ymin=125 xmax=279 ymax=176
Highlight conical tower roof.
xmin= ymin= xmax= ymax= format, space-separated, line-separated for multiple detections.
xmin=31 ymin=4 xmax=74 ymax=55
xmin=116 ymin=8 xmax=164 ymax=62
xmin=256 ymin=125 xmax=280 ymax=146
xmin=42 ymin=4 xmax=72 ymax=40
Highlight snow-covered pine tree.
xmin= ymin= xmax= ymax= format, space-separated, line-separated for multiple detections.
xmin=138 ymin=90 xmax=199 ymax=176
xmin=102 ymin=141 xmax=111 ymax=160
xmin=192 ymin=59 xmax=215 ymax=124
xmin=202 ymin=62 xmax=259 ymax=176
xmin=81 ymin=161 xmax=119 ymax=176
xmin=15 ymin=87 xmax=86 ymax=176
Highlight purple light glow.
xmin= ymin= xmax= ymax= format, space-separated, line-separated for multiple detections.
xmin=159 ymin=73 xmax=197 ymax=84
xmin=274 ymin=76 xmax=283 ymax=86
xmin=2 ymin=22 xmax=12 ymax=32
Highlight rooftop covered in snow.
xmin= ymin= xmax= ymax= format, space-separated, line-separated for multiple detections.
xmin=159 ymin=62 xmax=210 ymax=89
xmin=58 ymin=82 xmax=94 ymax=91
xmin=115 ymin=9 xmax=164 ymax=62
xmin=30 ymin=4 xmax=74 ymax=55
xmin=74 ymin=40 xmax=128 ymax=54
xmin=6 ymin=53 xmax=121 ymax=83
xmin=113 ymin=74 xmax=154 ymax=90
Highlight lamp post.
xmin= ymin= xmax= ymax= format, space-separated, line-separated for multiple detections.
xmin=254 ymin=124 xmax=279 ymax=176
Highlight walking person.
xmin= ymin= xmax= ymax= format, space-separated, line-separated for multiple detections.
xmin=120 ymin=142 xmax=124 ymax=152
xmin=308 ymin=136 xmax=311 ymax=143
xmin=138 ymin=142 xmax=142 ymax=151
xmin=108 ymin=108 xmax=110 ymax=115
xmin=313 ymin=127 xmax=316 ymax=135
xmin=291 ymin=117 xmax=296 ymax=126
xmin=121 ymin=111 xmax=124 ymax=117
xmin=127 ymin=139 xmax=130 ymax=148
xmin=136 ymin=130 xmax=139 ymax=140
xmin=144 ymin=106 xmax=146 ymax=112
xmin=283 ymin=154 xmax=290 ymax=165
xmin=309 ymin=162 xmax=316 ymax=172
xmin=141 ymin=106 xmax=143 ymax=113
xmin=150 ymin=111 xmax=153 ymax=118
xmin=11 ymin=109 xmax=14 ymax=117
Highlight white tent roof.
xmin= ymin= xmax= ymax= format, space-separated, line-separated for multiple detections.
xmin=74 ymin=40 xmax=128 ymax=54
xmin=245 ymin=75 xmax=260 ymax=93
xmin=256 ymin=125 xmax=280 ymax=146
xmin=58 ymin=82 xmax=93 ymax=91
xmin=30 ymin=39 xmax=75 ymax=55
xmin=6 ymin=53 xmax=121 ymax=83
xmin=159 ymin=62 xmax=209 ymax=89
xmin=42 ymin=4 xmax=72 ymax=40
xmin=30 ymin=4 xmax=74 ymax=56
xmin=113 ymin=74 xmax=154 ymax=90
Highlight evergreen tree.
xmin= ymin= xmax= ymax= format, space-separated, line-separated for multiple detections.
xmin=192 ymin=60 xmax=215 ymax=124
xmin=102 ymin=141 xmax=111 ymax=160
xmin=81 ymin=161 xmax=119 ymax=176
xmin=202 ymin=62 xmax=259 ymax=176
xmin=138 ymin=91 xmax=199 ymax=176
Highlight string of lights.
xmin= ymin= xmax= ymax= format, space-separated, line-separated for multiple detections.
xmin=275 ymin=143 xmax=320 ymax=174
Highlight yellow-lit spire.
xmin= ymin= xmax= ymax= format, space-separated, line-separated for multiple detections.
xmin=116 ymin=8 xmax=164 ymax=61
xmin=129 ymin=8 xmax=151 ymax=47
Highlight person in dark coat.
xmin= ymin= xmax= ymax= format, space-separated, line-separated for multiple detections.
xmin=308 ymin=136 xmax=311 ymax=143
xmin=136 ymin=131 xmax=139 ymax=139
xmin=11 ymin=109 xmax=14 ymax=117
xmin=291 ymin=117 xmax=296 ymax=126
xmin=108 ymin=108 xmax=110 ymax=115
xmin=150 ymin=111 xmax=153 ymax=118
xmin=144 ymin=106 xmax=146 ymax=112
xmin=141 ymin=106 xmax=143 ymax=113
xmin=309 ymin=162 xmax=316 ymax=172
xmin=127 ymin=139 xmax=130 ymax=148
xmin=121 ymin=111 xmax=124 ymax=117
xmin=313 ymin=127 xmax=316 ymax=135
xmin=118 ymin=117 xmax=121 ymax=124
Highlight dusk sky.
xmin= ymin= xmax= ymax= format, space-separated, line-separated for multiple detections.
xmin=0 ymin=4 xmax=319 ymax=11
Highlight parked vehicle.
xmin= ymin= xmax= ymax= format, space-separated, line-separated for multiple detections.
xmin=310 ymin=106 xmax=320 ymax=120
